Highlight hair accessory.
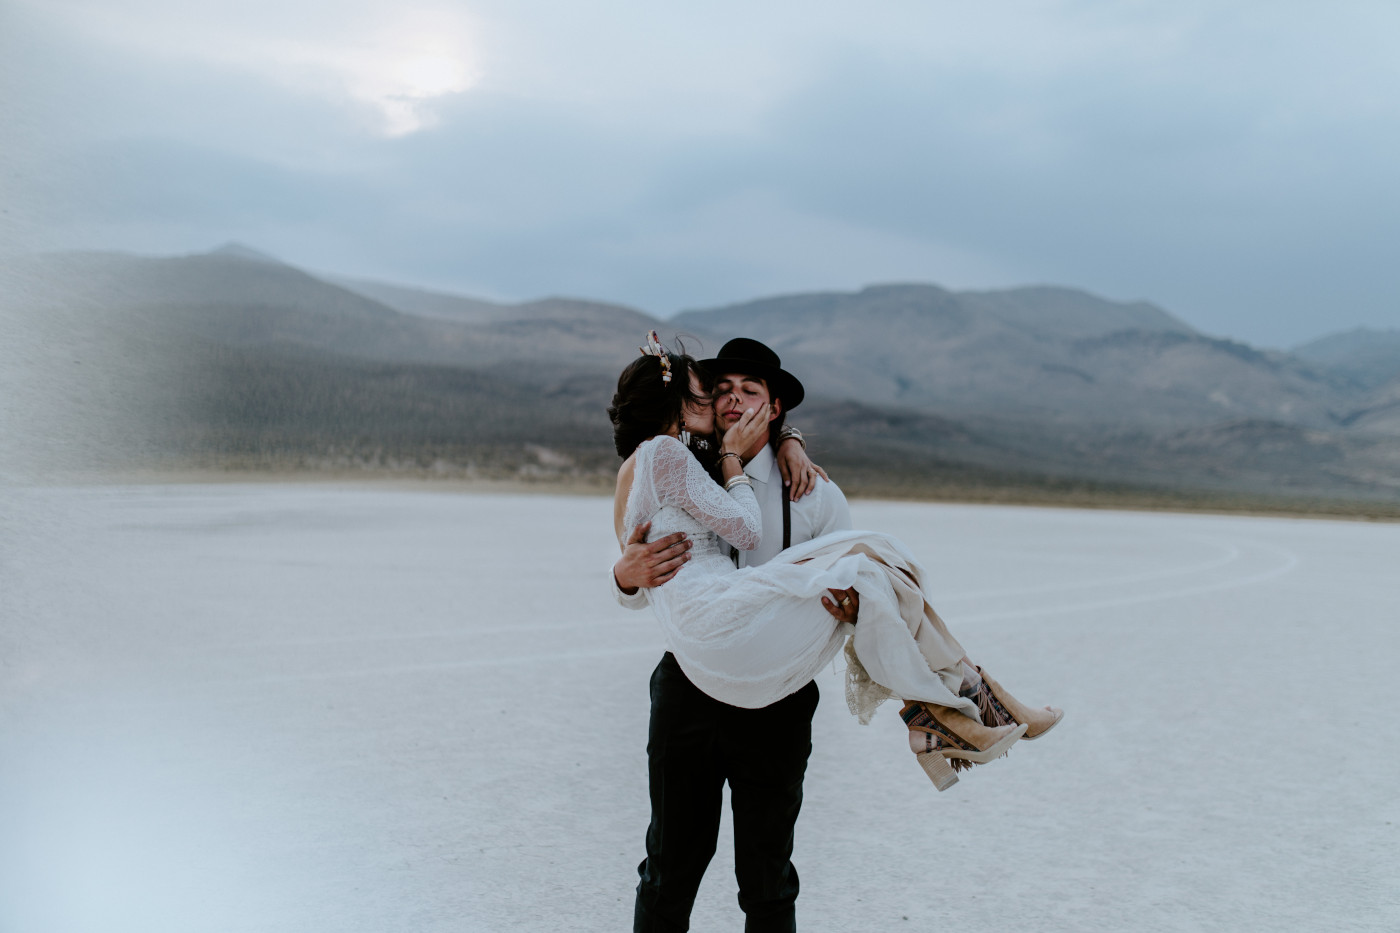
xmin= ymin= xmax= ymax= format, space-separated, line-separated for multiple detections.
xmin=639 ymin=330 xmax=673 ymax=384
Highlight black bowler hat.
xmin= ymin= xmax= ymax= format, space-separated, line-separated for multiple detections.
xmin=701 ymin=338 xmax=805 ymax=410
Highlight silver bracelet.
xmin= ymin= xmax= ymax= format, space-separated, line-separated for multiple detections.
xmin=724 ymin=474 xmax=753 ymax=492
xmin=778 ymin=426 xmax=806 ymax=450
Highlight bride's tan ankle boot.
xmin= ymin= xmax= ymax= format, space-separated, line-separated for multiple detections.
xmin=974 ymin=666 xmax=1063 ymax=740
xmin=900 ymin=701 xmax=1026 ymax=791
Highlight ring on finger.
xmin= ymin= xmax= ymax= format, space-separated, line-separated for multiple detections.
xmin=840 ymin=595 xmax=852 ymax=608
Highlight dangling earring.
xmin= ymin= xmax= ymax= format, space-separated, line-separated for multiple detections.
xmin=680 ymin=429 xmax=691 ymax=445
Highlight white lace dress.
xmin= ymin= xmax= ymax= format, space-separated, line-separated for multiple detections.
xmin=626 ymin=435 xmax=981 ymax=720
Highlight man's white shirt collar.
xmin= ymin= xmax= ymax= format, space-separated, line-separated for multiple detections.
xmin=744 ymin=443 xmax=775 ymax=484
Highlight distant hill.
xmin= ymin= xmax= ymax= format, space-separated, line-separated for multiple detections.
xmin=1340 ymin=372 xmax=1400 ymax=435
xmin=674 ymin=284 xmax=1350 ymax=431
xmin=4 ymin=246 xmax=1397 ymax=506
xmin=326 ymin=275 xmax=509 ymax=323
xmin=208 ymin=242 xmax=284 ymax=264
xmin=1293 ymin=327 xmax=1400 ymax=389
xmin=680 ymin=283 xmax=1195 ymax=342
xmin=12 ymin=250 xmax=658 ymax=378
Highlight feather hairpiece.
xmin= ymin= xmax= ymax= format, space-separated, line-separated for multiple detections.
xmin=638 ymin=330 xmax=673 ymax=384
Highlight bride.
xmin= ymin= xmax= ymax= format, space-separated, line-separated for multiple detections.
xmin=610 ymin=334 xmax=1061 ymax=789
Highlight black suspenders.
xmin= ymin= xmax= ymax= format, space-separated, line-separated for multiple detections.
xmin=781 ymin=484 xmax=792 ymax=551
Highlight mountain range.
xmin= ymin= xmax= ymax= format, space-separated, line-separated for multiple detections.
xmin=3 ymin=243 xmax=1397 ymax=507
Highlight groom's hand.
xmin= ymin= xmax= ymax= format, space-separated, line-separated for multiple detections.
xmin=777 ymin=438 xmax=829 ymax=501
xmin=614 ymin=521 xmax=691 ymax=594
xmin=821 ymin=587 xmax=859 ymax=624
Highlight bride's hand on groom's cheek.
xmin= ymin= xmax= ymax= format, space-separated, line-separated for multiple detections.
xmin=723 ymin=404 xmax=771 ymax=455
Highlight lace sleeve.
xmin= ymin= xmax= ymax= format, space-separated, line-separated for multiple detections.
xmin=650 ymin=436 xmax=762 ymax=550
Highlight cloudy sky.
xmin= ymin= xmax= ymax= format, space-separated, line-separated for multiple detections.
xmin=4 ymin=0 xmax=1398 ymax=348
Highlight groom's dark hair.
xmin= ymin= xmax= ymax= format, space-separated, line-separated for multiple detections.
xmin=764 ymin=380 xmax=789 ymax=453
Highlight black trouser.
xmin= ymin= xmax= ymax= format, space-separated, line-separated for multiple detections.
xmin=634 ymin=652 xmax=820 ymax=933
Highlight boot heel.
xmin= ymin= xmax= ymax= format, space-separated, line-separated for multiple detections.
xmin=916 ymin=751 xmax=958 ymax=791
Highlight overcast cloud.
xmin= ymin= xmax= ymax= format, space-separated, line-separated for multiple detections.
xmin=4 ymin=0 xmax=1399 ymax=347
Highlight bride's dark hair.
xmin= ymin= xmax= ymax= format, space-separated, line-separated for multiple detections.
xmin=608 ymin=341 xmax=712 ymax=459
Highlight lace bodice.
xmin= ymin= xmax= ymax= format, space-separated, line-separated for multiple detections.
xmin=624 ymin=435 xmax=761 ymax=565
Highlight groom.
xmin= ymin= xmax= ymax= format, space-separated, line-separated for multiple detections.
xmin=613 ymin=337 xmax=857 ymax=933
